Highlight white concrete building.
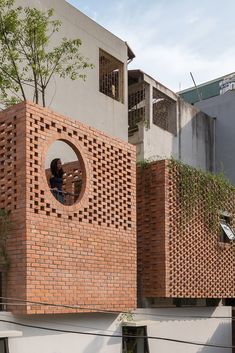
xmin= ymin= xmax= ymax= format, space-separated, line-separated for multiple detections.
xmin=14 ymin=0 xmax=134 ymax=141
xmin=128 ymin=70 xmax=215 ymax=171
xmin=180 ymin=72 xmax=235 ymax=185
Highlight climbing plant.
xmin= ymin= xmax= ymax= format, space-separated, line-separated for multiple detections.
xmin=168 ymin=158 xmax=235 ymax=232
xmin=136 ymin=159 xmax=150 ymax=171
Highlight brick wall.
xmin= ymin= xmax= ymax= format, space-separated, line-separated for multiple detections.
xmin=137 ymin=160 xmax=235 ymax=300
xmin=137 ymin=160 xmax=168 ymax=299
xmin=0 ymin=101 xmax=136 ymax=314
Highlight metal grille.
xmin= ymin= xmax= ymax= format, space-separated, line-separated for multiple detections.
xmin=152 ymin=87 xmax=176 ymax=133
xmin=99 ymin=49 xmax=124 ymax=102
xmin=128 ymin=83 xmax=145 ymax=133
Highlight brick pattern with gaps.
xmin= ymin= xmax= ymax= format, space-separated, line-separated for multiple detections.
xmin=0 ymin=115 xmax=17 ymax=211
xmin=0 ymin=104 xmax=28 ymax=309
xmin=31 ymin=117 xmax=133 ymax=230
xmin=137 ymin=160 xmax=235 ymax=300
xmin=137 ymin=160 xmax=167 ymax=299
xmin=0 ymin=101 xmax=136 ymax=314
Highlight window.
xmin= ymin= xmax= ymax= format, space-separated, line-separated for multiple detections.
xmin=0 ymin=338 xmax=9 ymax=353
xmin=220 ymin=213 xmax=235 ymax=242
xmin=99 ymin=49 xmax=124 ymax=103
xmin=152 ymin=87 xmax=176 ymax=134
xmin=122 ymin=326 xmax=149 ymax=353
xmin=45 ymin=140 xmax=85 ymax=206
xmin=128 ymin=83 xmax=146 ymax=134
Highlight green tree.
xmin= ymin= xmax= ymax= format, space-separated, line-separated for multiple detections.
xmin=0 ymin=0 xmax=93 ymax=107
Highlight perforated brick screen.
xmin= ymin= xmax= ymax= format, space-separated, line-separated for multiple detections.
xmin=137 ymin=160 xmax=235 ymax=300
xmin=0 ymin=101 xmax=136 ymax=314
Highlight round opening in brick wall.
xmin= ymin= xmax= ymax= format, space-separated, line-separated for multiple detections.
xmin=45 ymin=140 xmax=85 ymax=206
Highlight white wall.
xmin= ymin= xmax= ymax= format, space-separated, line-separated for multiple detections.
xmin=141 ymin=73 xmax=178 ymax=162
xmin=0 ymin=307 xmax=231 ymax=353
xmin=196 ymin=91 xmax=235 ymax=184
xmin=143 ymin=123 xmax=178 ymax=162
xmin=14 ymin=0 xmax=129 ymax=141
xmin=134 ymin=307 xmax=232 ymax=353
xmin=0 ymin=312 xmax=122 ymax=353
xmin=130 ymin=73 xmax=214 ymax=171
xmin=179 ymin=100 xmax=214 ymax=171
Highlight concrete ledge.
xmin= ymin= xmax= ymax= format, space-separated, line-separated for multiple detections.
xmin=0 ymin=331 xmax=22 ymax=338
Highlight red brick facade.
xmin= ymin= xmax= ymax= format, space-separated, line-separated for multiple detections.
xmin=0 ymin=101 xmax=136 ymax=314
xmin=137 ymin=160 xmax=235 ymax=300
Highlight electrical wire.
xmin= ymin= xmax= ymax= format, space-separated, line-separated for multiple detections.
xmin=0 ymin=296 xmax=233 ymax=320
xmin=0 ymin=297 xmax=233 ymax=349
xmin=0 ymin=318 xmax=234 ymax=349
xmin=0 ymin=311 xmax=118 ymax=335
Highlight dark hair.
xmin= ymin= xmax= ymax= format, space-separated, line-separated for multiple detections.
xmin=50 ymin=158 xmax=64 ymax=178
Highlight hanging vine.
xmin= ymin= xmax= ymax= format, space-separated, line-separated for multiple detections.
xmin=168 ymin=158 xmax=235 ymax=232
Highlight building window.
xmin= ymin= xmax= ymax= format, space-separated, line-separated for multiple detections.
xmin=45 ymin=140 xmax=85 ymax=206
xmin=152 ymin=87 xmax=176 ymax=134
xmin=122 ymin=326 xmax=149 ymax=353
xmin=99 ymin=49 xmax=124 ymax=103
xmin=220 ymin=213 xmax=235 ymax=242
xmin=0 ymin=338 xmax=9 ymax=353
xmin=128 ymin=83 xmax=146 ymax=134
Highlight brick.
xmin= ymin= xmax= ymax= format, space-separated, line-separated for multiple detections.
xmin=137 ymin=160 xmax=235 ymax=299
xmin=0 ymin=101 xmax=136 ymax=314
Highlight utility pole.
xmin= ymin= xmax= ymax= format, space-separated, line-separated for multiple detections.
xmin=190 ymin=72 xmax=202 ymax=101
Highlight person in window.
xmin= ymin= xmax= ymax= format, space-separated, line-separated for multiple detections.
xmin=49 ymin=158 xmax=65 ymax=204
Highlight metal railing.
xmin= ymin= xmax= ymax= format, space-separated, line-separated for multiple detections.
xmin=50 ymin=189 xmax=80 ymax=205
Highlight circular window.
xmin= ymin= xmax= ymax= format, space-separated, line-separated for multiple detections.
xmin=45 ymin=140 xmax=85 ymax=206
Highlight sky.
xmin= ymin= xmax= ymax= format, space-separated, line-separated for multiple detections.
xmin=66 ymin=0 xmax=235 ymax=92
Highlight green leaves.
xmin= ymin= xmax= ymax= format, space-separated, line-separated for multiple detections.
xmin=0 ymin=0 xmax=93 ymax=108
xmin=169 ymin=158 xmax=235 ymax=233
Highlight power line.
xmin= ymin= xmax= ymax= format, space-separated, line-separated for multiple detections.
xmin=0 ymin=296 xmax=233 ymax=320
xmin=0 ymin=311 xmax=118 ymax=335
xmin=0 ymin=318 xmax=234 ymax=349
xmin=0 ymin=298 xmax=233 ymax=349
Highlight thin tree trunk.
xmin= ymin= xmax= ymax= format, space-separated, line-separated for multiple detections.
xmin=42 ymin=88 xmax=46 ymax=107
xmin=33 ymin=71 xmax=39 ymax=104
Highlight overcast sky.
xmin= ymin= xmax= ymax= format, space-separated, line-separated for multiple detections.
xmin=66 ymin=0 xmax=235 ymax=92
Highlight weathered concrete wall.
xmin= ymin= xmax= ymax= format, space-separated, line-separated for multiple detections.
xmin=179 ymin=99 xmax=215 ymax=171
xmin=129 ymin=72 xmax=215 ymax=171
xmin=14 ymin=0 xmax=129 ymax=141
xmin=136 ymin=99 xmax=214 ymax=172
xmin=196 ymin=91 xmax=235 ymax=184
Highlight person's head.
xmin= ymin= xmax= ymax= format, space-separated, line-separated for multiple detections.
xmin=50 ymin=158 xmax=64 ymax=177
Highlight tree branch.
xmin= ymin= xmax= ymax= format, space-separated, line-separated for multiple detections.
xmin=0 ymin=13 xmax=26 ymax=101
